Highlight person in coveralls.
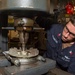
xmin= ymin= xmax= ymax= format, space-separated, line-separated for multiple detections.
xmin=36 ymin=15 xmax=75 ymax=75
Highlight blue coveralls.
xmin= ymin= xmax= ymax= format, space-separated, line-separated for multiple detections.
xmin=44 ymin=24 xmax=75 ymax=75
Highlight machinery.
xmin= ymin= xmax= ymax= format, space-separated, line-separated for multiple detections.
xmin=0 ymin=0 xmax=56 ymax=75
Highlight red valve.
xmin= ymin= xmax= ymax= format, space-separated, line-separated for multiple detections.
xmin=65 ymin=3 xmax=74 ymax=14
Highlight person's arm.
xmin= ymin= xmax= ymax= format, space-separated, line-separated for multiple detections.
xmin=43 ymin=24 xmax=59 ymax=59
xmin=68 ymin=57 xmax=75 ymax=75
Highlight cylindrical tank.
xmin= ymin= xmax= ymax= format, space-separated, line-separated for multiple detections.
xmin=0 ymin=0 xmax=50 ymax=17
xmin=1 ymin=0 xmax=49 ymax=12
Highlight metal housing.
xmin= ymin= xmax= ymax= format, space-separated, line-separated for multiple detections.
xmin=0 ymin=0 xmax=50 ymax=17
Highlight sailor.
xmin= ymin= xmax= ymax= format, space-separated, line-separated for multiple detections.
xmin=36 ymin=15 xmax=75 ymax=75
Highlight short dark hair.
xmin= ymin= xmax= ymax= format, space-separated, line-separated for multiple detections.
xmin=70 ymin=15 xmax=75 ymax=26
